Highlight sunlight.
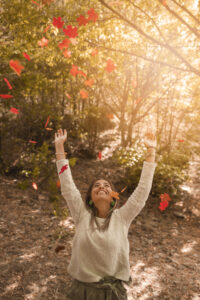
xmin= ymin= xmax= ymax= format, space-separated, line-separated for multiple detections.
xmin=59 ymin=217 xmax=74 ymax=229
xmin=180 ymin=241 xmax=197 ymax=253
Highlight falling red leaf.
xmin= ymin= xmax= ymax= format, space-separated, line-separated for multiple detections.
xmin=52 ymin=16 xmax=64 ymax=29
xmin=32 ymin=182 xmax=38 ymax=190
xmin=63 ymin=25 xmax=78 ymax=38
xmin=56 ymin=179 xmax=61 ymax=188
xmin=45 ymin=116 xmax=50 ymax=128
xmin=110 ymin=190 xmax=120 ymax=200
xmin=58 ymin=38 xmax=70 ymax=49
xmin=29 ymin=140 xmax=37 ymax=143
xmin=46 ymin=127 xmax=53 ymax=130
xmin=42 ymin=0 xmax=54 ymax=4
xmin=84 ymin=78 xmax=94 ymax=86
xmin=120 ymin=186 xmax=127 ymax=193
xmin=105 ymin=59 xmax=116 ymax=73
xmin=23 ymin=52 xmax=31 ymax=61
xmin=87 ymin=8 xmax=98 ymax=22
xmin=91 ymin=48 xmax=98 ymax=56
xmin=177 ymin=139 xmax=184 ymax=142
xmin=159 ymin=200 xmax=169 ymax=211
xmin=44 ymin=25 xmax=50 ymax=32
xmin=106 ymin=113 xmax=114 ymax=119
xmin=59 ymin=164 xmax=68 ymax=174
xmin=70 ymin=65 xmax=78 ymax=76
xmin=80 ymin=89 xmax=88 ymax=99
xmin=63 ymin=49 xmax=71 ymax=57
xmin=9 ymin=60 xmax=24 ymax=76
xmin=0 ymin=94 xmax=13 ymax=98
xmin=10 ymin=107 xmax=19 ymax=114
xmin=77 ymin=15 xmax=89 ymax=26
xmin=38 ymin=37 xmax=48 ymax=47
xmin=4 ymin=78 xmax=12 ymax=89
xmin=65 ymin=92 xmax=71 ymax=99
xmin=98 ymin=151 xmax=102 ymax=160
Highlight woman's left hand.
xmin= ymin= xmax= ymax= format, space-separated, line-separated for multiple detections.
xmin=143 ymin=130 xmax=157 ymax=148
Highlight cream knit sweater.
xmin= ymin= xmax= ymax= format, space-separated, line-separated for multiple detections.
xmin=56 ymin=159 xmax=157 ymax=283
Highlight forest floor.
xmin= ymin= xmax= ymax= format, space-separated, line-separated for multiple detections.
xmin=0 ymin=153 xmax=200 ymax=300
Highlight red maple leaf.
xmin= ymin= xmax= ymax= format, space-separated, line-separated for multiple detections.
xmin=45 ymin=116 xmax=50 ymax=128
xmin=77 ymin=15 xmax=88 ymax=26
xmin=80 ymin=89 xmax=88 ymax=99
xmin=9 ymin=60 xmax=24 ymax=76
xmin=91 ymin=48 xmax=98 ymax=56
xmin=77 ymin=70 xmax=87 ymax=77
xmin=10 ymin=107 xmax=19 ymax=114
xmin=38 ymin=37 xmax=48 ymax=47
xmin=0 ymin=94 xmax=13 ymax=98
xmin=177 ymin=139 xmax=184 ymax=142
xmin=23 ymin=52 xmax=31 ymax=61
xmin=159 ymin=200 xmax=169 ymax=211
xmin=110 ymin=190 xmax=120 ymax=200
xmin=29 ymin=140 xmax=37 ymax=143
xmin=59 ymin=164 xmax=68 ymax=174
xmin=106 ymin=113 xmax=114 ymax=119
xmin=160 ymin=193 xmax=171 ymax=202
xmin=63 ymin=25 xmax=78 ymax=38
xmin=87 ymin=8 xmax=98 ymax=22
xmin=98 ymin=151 xmax=102 ymax=160
xmin=58 ymin=38 xmax=70 ymax=49
xmin=31 ymin=0 xmax=40 ymax=5
xmin=52 ymin=16 xmax=64 ymax=29
xmin=105 ymin=59 xmax=116 ymax=73
xmin=63 ymin=49 xmax=71 ymax=57
xmin=4 ymin=78 xmax=12 ymax=89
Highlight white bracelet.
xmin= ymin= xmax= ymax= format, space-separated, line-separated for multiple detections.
xmin=55 ymin=152 xmax=67 ymax=155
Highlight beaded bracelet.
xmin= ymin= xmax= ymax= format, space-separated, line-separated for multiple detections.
xmin=55 ymin=152 xmax=67 ymax=155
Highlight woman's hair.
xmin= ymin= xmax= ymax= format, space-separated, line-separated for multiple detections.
xmin=84 ymin=178 xmax=120 ymax=232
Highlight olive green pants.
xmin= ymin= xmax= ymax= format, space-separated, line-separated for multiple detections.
xmin=66 ymin=276 xmax=129 ymax=300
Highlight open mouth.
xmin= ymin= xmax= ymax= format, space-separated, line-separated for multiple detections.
xmin=98 ymin=190 xmax=107 ymax=195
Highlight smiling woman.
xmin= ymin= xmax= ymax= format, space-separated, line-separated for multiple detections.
xmin=55 ymin=128 xmax=157 ymax=300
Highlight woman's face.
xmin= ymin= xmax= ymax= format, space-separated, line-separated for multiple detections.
xmin=91 ymin=179 xmax=113 ymax=206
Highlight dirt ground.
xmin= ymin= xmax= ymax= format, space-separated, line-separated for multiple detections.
xmin=0 ymin=155 xmax=200 ymax=300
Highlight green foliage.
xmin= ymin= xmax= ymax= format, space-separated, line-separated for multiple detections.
xmin=69 ymin=157 xmax=78 ymax=167
xmin=113 ymin=146 xmax=190 ymax=200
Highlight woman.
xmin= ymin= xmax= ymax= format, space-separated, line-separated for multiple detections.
xmin=55 ymin=128 xmax=157 ymax=300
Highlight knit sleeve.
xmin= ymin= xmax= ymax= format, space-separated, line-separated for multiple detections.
xmin=56 ymin=159 xmax=84 ymax=225
xmin=118 ymin=161 xmax=157 ymax=228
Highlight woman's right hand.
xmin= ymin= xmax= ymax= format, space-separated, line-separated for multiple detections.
xmin=54 ymin=128 xmax=67 ymax=146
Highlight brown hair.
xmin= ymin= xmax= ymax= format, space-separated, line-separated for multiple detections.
xmin=84 ymin=178 xmax=120 ymax=232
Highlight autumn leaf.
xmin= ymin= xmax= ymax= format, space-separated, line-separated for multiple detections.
xmin=91 ymin=48 xmax=98 ymax=56
xmin=38 ymin=37 xmax=48 ymax=47
xmin=29 ymin=140 xmax=37 ymax=143
xmin=77 ymin=70 xmax=87 ymax=77
xmin=10 ymin=107 xmax=19 ymax=114
xmin=52 ymin=16 xmax=64 ymax=29
xmin=177 ymin=139 xmax=184 ymax=142
xmin=160 ymin=193 xmax=171 ymax=202
xmin=56 ymin=179 xmax=61 ymax=188
xmin=9 ymin=60 xmax=24 ymax=76
xmin=45 ymin=116 xmax=50 ymax=128
xmin=59 ymin=164 xmax=68 ymax=174
xmin=58 ymin=38 xmax=70 ymax=49
xmin=32 ymin=182 xmax=38 ymax=190
xmin=63 ymin=49 xmax=71 ymax=57
xmin=87 ymin=8 xmax=98 ymax=22
xmin=77 ymin=15 xmax=88 ymax=26
xmin=0 ymin=94 xmax=13 ymax=98
xmin=110 ymin=190 xmax=120 ymax=200
xmin=70 ymin=64 xmax=78 ymax=76
xmin=42 ymin=0 xmax=54 ymax=4
xmin=63 ymin=25 xmax=78 ymax=38
xmin=31 ymin=0 xmax=40 ymax=5
xmin=162 ymin=0 xmax=167 ymax=6
xmin=80 ymin=89 xmax=88 ymax=99
xmin=106 ymin=113 xmax=114 ymax=119
xmin=120 ymin=186 xmax=127 ymax=193
xmin=98 ymin=151 xmax=102 ymax=160
xmin=65 ymin=92 xmax=71 ymax=99
xmin=23 ymin=52 xmax=31 ymax=61
xmin=46 ymin=127 xmax=53 ymax=130
xmin=44 ymin=25 xmax=50 ymax=32
xmin=84 ymin=78 xmax=94 ymax=86
xmin=4 ymin=78 xmax=12 ymax=89
xmin=159 ymin=200 xmax=169 ymax=211
xmin=135 ymin=97 xmax=142 ymax=105
xmin=105 ymin=59 xmax=116 ymax=73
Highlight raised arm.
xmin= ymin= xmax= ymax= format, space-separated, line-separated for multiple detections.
xmin=55 ymin=129 xmax=83 ymax=225
xmin=118 ymin=129 xmax=157 ymax=228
